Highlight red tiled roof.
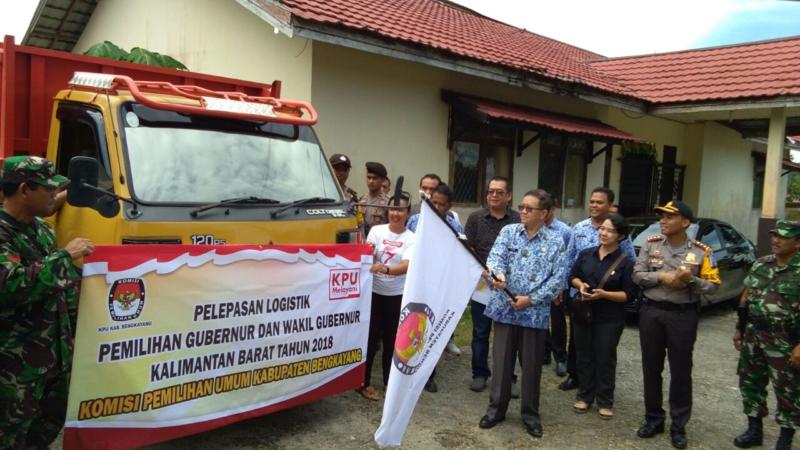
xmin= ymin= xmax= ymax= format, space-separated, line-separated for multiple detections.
xmin=463 ymin=96 xmax=637 ymax=142
xmin=277 ymin=0 xmax=800 ymax=106
xmin=280 ymin=0 xmax=635 ymax=98
xmin=589 ymin=36 xmax=800 ymax=104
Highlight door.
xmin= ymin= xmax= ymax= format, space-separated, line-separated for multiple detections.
xmin=716 ymin=223 xmax=755 ymax=301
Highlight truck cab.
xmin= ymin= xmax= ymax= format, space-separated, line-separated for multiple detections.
xmin=1 ymin=37 xmax=357 ymax=246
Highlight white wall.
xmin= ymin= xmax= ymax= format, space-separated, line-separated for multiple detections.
xmin=696 ymin=122 xmax=757 ymax=239
xmin=73 ymin=0 xmax=313 ymax=101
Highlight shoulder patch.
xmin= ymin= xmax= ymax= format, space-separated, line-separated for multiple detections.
xmin=693 ymin=240 xmax=711 ymax=252
xmin=647 ymin=235 xmax=664 ymax=243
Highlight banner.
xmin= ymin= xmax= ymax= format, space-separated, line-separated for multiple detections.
xmin=374 ymin=201 xmax=484 ymax=447
xmin=63 ymin=244 xmax=372 ymax=450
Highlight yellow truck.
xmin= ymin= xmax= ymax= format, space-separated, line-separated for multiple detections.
xmin=1 ymin=36 xmax=357 ymax=245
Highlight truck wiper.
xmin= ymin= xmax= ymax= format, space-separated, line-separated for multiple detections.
xmin=270 ymin=197 xmax=338 ymax=218
xmin=190 ymin=196 xmax=281 ymax=218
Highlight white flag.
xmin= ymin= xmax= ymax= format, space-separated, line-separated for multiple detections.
xmin=374 ymin=201 xmax=484 ymax=447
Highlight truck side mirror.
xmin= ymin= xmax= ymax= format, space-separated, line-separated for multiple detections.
xmin=67 ymin=156 xmax=100 ymax=207
xmin=95 ymin=194 xmax=121 ymax=218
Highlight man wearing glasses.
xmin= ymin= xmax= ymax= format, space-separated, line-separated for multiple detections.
xmin=478 ymin=189 xmax=568 ymax=438
xmin=464 ymin=177 xmax=519 ymax=393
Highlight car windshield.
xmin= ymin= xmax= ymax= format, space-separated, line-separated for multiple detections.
xmin=631 ymin=221 xmax=699 ymax=247
xmin=121 ymin=103 xmax=341 ymax=204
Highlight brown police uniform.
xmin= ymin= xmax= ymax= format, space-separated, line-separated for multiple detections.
xmin=632 ymin=202 xmax=720 ymax=440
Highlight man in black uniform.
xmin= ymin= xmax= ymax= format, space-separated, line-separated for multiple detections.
xmin=632 ymin=200 xmax=720 ymax=449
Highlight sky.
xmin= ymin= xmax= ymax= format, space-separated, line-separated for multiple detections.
xmin=450 ymin=0 xmax=800 ymax=56
xmin=1 ymin=0 xmax=798 ymax=56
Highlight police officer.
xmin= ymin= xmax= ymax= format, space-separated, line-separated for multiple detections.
xmin=733 ymin=220 xmax=800 ymax=450
xmin=329 ymin=153 xmax=359 ymax=204
xmin=632 ymin=200 xmax=720 ymax=449
xmin=0 ymin=155 xmax=94 ymax=449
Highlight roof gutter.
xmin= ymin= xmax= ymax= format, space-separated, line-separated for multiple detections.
xmin=651 ymin=96 xmax=800 ymax=115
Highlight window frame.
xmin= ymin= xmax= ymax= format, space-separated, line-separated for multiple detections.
xmin=447 ymin=110 xmax=515 ymax=206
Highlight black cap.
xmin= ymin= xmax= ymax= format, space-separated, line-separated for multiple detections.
xmin=329 ymin=153 xmax=351 ymax=168
xmin=365 ymin=161 xmax=387 ymax=179
xmin=654 ymin=200 xmax=694 ymax=221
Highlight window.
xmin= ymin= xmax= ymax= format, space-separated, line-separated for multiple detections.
xmin=752 ymin=155 xmax=764 ymax=209
xmin=697 ymin=225 xmax=723 ymax=252
xmin=55 ymin=104 xmax=113 ymax=190
xmin=448 ymin=111 xmax=514 ymax=204
xmin=538 ymin=134 xmax=588 ymax=208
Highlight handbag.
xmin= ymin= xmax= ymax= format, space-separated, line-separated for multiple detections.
xmin=571 ymin=253 xmax=627 ymax=325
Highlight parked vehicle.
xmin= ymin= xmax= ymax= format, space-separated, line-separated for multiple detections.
xmin=0 ymin=35 xmax=357 ymax=247
xmin=626 ymin=216 xmax=756 ymax=311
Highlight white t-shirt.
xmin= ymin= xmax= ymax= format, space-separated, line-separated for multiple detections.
xmin=366 ymin=224 xmax=415 ymax=296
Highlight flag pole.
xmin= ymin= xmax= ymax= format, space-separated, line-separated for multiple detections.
xmin=421 ymin=198 xmax=515 ymax=300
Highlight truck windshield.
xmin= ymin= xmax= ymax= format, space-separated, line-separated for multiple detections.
xmin=121 ymin=103 xmax=341 ymax=204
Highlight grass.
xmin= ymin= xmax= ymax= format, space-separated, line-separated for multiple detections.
xmin=452 ymin=306 xmax=474 ymax=348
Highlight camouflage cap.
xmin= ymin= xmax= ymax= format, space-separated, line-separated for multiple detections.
xmin=769 ymin=219 xmax=800 ymax=238
xmin=1 ymin=155 xmax=68 ymax=188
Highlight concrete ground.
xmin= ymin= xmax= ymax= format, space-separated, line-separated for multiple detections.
xmin=57 ymin=302 xmax=784 ymax=449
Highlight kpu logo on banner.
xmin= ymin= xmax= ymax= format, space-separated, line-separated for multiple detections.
xmin=107 ymin=278 xmax=146 ymax=321
xmin=329 ymin=268 xmax=360 ymax=300
xmin=393 ymin=302 xmax=435 ymax=375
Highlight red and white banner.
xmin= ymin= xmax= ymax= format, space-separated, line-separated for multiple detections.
xmin=64 ymin=244 xmax=372 ymax=450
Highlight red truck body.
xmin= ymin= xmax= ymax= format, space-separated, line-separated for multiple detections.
xmin=0 ymin=35 xmax=280 ymax=158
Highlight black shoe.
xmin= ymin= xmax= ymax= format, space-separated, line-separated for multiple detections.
xmin=637 ymin=422 xmax=665 ymax=438
xmin=558 ymin=376 xmax=578 ymax=391
xmin=776 ymin=427 xmax=795 ymax=450
xmin=424 ymin=378 xmax=438 ymax=393
xmin=524 ymin=420 xmax=543 ymax=438
xmin=470 ymin=376 xmax=487 ymax=392
xmin=733 ymin=417 xmax=763 ymax=448
xmin=671 ymin=432 xmax=688 ymax=449
xmin=479 ymin=414 xmax=505 ymax=429
xmin=555 ymin=361 xmax=567 ymax=377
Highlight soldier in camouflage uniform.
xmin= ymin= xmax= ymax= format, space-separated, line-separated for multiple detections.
xmin=733 ymin=220 xmax=800 ymax=450
xmin=0 ymin=155 xmax=94 ymax=449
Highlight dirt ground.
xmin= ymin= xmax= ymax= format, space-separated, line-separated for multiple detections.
xmin=56 ymin=303 xmax=784 ymax=449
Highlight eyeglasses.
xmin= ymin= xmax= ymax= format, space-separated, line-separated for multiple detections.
xmin=487 ymin=189 xmax=507 ymax=196
xmin=518 ymin=205 xmax=546 ymax=213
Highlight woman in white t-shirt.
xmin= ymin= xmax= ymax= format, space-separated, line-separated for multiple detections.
xmin=358 ymin=193 xmax=415 ymax=401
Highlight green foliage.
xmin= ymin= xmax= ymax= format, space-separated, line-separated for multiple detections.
xmin=83 ymin=41 xmax=128 ymax=60
xmin=620 ymin=140 xmax=656 ymax=160
xmin=788 ymin=172 xmax=800 ymax=201
xmin=126 ymin=47 xmax=187 ymax=70
xmin=83 ymin=41 xmax=187 ymax=70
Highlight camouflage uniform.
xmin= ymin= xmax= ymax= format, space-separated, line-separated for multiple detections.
xmin=0 ymin=156 xmax=81 ymax=449
xmin=738 ymin=247 xmax=800 ymax=429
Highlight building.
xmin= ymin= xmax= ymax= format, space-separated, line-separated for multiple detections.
xmin=22 ymin=0 xmax=800 ymax=248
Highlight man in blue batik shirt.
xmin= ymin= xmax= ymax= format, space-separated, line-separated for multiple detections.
xmin=478 ymin=189 xmax=567 ymax=439
xmin=558 ymin=186 xmax=636 ymax=391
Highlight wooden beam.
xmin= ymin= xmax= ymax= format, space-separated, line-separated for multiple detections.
xmin=761 ymin=107 xmax=786 ymax=219
xmin=516 ymin=132 xmax=539 ymax=157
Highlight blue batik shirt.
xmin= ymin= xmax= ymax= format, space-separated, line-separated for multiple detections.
xmin=406 ymin=212 xmax=463 ymax=234
xmin=484 ymin=223 xmax=568 ymax=329
xmin=547 ymin=218 xmax=572 ymax=289
xmin=567 ymin=217 xmax=636 ymax=297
